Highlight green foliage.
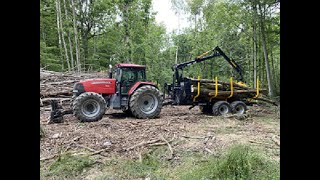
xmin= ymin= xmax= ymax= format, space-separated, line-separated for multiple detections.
xmin=93 ymin=144 xmax=279 ymax=179
xmin=41 ymin=144 xmax=278 ymax=179
xmin=113 ymin=146 xmax=168 ymax=179
xmin=40 ymin=0 xmax=279 ymax=96
xmin=42 ymin=153 xmax=94 ymax=178
xmin=178 ymin=144 xmax=280 ymax=180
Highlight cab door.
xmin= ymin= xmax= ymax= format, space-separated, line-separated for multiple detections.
xmin=120 ymin=68 xmax=136 ymax=95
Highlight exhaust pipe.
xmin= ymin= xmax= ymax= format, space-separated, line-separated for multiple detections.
xmin=108 ymin=64 xmax=113 ymax=78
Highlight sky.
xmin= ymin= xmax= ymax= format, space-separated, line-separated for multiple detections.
xmin=152 ymin=0 xmax=189 ymax=33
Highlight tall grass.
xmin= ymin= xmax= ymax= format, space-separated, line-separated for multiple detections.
xmin=41 ymin=144 xmax=280 ymax=179
xmin=179 ymin=144 xmax=279 ymax=179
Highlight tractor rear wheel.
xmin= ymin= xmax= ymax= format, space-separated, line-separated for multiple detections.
xmin=73 ymin=92 xmax=106 ymax=122
xmin=230 ymin=101 xmax=247 ymax=114
xmin=212 ymin=101 xmax=232 ymax=116
xmin=129 ymin=85 xmax=162 ymax=119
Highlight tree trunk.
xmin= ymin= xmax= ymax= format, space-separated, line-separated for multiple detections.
xmin=63 ymin=0 xmax=75 ymax=72
xmin=124 ymin=1 xmax=131 ymax=63
xmin=252 ymin=0 xmax=258 ymax=88
xmin=57 ymin=0 xmax=70 ymax=72
xmin=258 ymin=2 xmax=273 ymax=97
xmin=82 ymin=34 xmax=89 ymax=70
xmin=55 ymin=0 xmax=64 ymax=70
xmin=71 ymin=0 xmax=81 ymax=73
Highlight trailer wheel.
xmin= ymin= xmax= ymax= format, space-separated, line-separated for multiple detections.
xmin=199 ymin=105 xmax=212 ymax=114
xmin=129 ymin=85 xmax=162 ymax=119
xmin=230 ymin=101 xmax=247 ymax=114
xmin=212 ymin=101 xmax=231 ymax=116
xmin=73 ymin=92 xmax=106 ymax=122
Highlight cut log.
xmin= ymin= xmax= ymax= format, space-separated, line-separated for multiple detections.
xmin=190 ymin=78 xmax=250 ymax=90
xmin=255 ymin=97 xmax=279 ymax=106
xmin=40 ymin=90 xmax=73 ymax=98
xmin=41 ymin=98 xmax=71 ymax=106
xmin=41 ymin=80 xmax=78 ymax=86
xmin=208 ymin=90 xmax=258 ymax=96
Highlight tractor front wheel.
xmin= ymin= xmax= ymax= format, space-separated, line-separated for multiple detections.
xmin=73 ymin=92 xmax=106 ymax=122
xmin=129 ymin=85 xmax=162 ymax=119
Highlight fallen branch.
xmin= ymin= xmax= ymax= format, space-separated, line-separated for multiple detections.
xmin=248 ymin=140 xmax=278 ymax=149
xmin=271 ymin=135 xmax=280 ymax=146
xmin=149 ymin=141 xmax=172 ymax=147
xmin=89 ymin=148 xmax=109 ymax=156
xmin=181 ymin=135 xmax=206 ymax=139
xmin=74 ymin=143 xmax=97 ymax=153
xmin=204 ymin=148 xmax=218 ymax=157
xmin=159 ymin=135 xmax=174 ymax=160
xmin=249 ymin=140 xmax=267 ymax=145
xmin=204 ymin=136 xmax=215 ymax=144
xmin=40 ymin=154 xmax=58 ymax=161
xmin=126 ymin=139 xmax=161 ymax=151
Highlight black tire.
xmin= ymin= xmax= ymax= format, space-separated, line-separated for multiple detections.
xmin=73 ymin=92 xmax=106 ymax=122
xmin=230 ymin=101 xmax=247 ymax=114
xmin=129 ymin=85 xmax=162 ymax=119
xmin=199 ymin=105 xmax=212 ymax=114
xmin=122 ymin=109 xmax=133 ymax=116
xmin=212 ymin=101 xmax=232 ymax=116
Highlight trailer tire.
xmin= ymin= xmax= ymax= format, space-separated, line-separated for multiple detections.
xmin=230 ymin=101 xmax=247 ymax=114
xmin=73 ymin=92 xmax=106 ymax=122
xmin=129 ymin=85 xmax=162 ymax=119
xmin=212 ymin=101 xmax=231 ymax=116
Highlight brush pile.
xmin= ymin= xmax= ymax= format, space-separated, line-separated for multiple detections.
xmin=40 ymin=69 xmax=106 ymax=107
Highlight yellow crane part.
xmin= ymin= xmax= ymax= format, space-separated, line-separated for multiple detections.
xmin=209 ymin=76 xmax=218 ymax=102
xmin=193 ymin=76 xmax=201 ymax=102
xmin=226 ymin=77 xmax=234 ymax=99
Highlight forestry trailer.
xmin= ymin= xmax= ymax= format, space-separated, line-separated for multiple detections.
xmin=163 ymin=46 xmax=261 ymax=116
xmin=50 ymin=63 xmax=162 ymax=122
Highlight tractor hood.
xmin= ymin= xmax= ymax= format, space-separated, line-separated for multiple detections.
xmin=74 ymin=78 xmax=116 ymax=95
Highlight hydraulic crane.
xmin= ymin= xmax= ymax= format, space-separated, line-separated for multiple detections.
xmin=164 ymin=46 xmax=245 ymax=105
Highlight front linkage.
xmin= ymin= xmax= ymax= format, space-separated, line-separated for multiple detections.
xmin=49 ymin=100 xmax=73 ymax=124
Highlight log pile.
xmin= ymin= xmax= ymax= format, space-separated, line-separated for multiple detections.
xmin=40 ymin=69 xmax=106 ymax=106
xmin=189 ymin=77 xmax=268 ymax=101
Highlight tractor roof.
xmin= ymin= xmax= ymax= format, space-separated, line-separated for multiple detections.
xmin=116 ymin=63 xmax=145 ymax=68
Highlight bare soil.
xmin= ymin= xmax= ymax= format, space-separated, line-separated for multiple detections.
xmin=40 ymin=104 xmax=280 ymax=163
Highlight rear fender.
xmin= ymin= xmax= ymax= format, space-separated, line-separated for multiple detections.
xmin=128 ymin=82 xmax=157 ymax=96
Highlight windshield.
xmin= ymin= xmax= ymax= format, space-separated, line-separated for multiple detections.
xmin=121 ymin=67 xmax=146 ymax=82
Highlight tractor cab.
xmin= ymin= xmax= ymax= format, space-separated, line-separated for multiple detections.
xmin=114 ymin=64 xmax=146 ymax=95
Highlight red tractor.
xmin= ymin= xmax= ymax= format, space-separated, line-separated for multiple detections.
xmin=51 ymin=63 xmax=162 ymax=122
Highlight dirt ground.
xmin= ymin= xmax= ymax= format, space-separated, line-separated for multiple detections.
xmin=40 ymin=104 xmax=280 ymax=164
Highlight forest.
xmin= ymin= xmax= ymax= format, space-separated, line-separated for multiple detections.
xmin=40 ymin=0 xmax=280 ymax=98
xmin=40 ymin=1 xmax=280 ymax=179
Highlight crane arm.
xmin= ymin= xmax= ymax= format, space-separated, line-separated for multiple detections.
xmin=172 ymin=46 xmax=244 ymax=82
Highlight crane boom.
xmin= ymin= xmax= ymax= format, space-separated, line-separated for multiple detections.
xmin=172 ymin=46 xmax=244 ymax=82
